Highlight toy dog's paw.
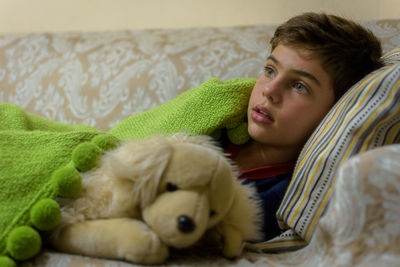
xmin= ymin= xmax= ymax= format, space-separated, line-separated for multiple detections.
xmin=124 ymin=237 xmax=169 ymax=265
xmin=51 ymin=218 xmax=169 ymax=265
xmin=221 ymin=225 xmax=244 ymax=259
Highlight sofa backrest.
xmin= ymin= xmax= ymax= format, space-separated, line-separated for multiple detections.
xmin=1 ymin=19 xmax=399 ymax=130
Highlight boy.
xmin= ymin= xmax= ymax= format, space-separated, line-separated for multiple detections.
xmin=227 ymin=12 xmax=383 ymax=240
xmin=107 ymin=12 xmax=384 ymax=242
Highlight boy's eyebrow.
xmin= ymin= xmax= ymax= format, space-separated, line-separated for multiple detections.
xmin=267 ymin=55 xmax=321 ymax=86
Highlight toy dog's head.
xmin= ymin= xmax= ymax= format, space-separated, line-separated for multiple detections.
xmin=106 ymin=133 xmax=262 ymax=257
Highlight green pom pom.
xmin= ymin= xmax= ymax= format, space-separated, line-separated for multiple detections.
xmin=0 ymin=256 xmax=16 ymax=267
xmin=6 ymin=226 xmax=41 ymax=261
xmin=72 ymin=142 xmax=102 ymax=172
xmin=52 ymin=165 xmax=82 ymax=198
xmin=30 ymin=198 xmax=61 ymax=231
xmin=91 ymin=134 xmax=119 ymax=151
xmin=227 ymin=122 xmax=250 ymax=145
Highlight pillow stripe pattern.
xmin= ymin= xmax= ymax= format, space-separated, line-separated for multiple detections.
xmin=382 ymin=47 xmax=400 ymax=64
xmin=254 ymin=48 xmax=400 ymax=251
xmin=282 ymin=63 xmax=400 ymax=241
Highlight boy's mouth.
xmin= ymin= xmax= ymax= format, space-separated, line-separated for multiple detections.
xmin=258 ymin=110 xmax=273 ymax=120
xmin=251 ymin=105 xmax=275 ymax=123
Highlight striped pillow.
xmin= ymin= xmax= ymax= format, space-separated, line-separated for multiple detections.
xmin=255 ymin=48 xmax=400 ymax=251
xmin=382 ymin=47 xmax=400 ymax=64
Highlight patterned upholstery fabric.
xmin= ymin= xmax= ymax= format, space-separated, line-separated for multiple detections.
xmin=0 ymin=19 xmax=399 ymax=130
xmin=0 ymin=25 xmax=272 ymax=130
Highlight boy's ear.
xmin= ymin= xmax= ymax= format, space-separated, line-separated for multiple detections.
xmin=104 ymin=137 xmax=173 ymax=208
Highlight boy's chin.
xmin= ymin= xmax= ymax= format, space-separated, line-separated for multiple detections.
xmin=248 ymin=123 xmax=264 ymax=138
xmin=247 ymin=130 xmax=269 ymax=145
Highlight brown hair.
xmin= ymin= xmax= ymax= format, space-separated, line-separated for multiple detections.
xmin=270 ymin=12 xmax=383 ymax=100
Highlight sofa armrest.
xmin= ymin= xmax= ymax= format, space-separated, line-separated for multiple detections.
xmin=317 ymin=144 xmax=400 ymax=264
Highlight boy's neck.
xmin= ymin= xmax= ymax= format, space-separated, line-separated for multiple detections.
xmin=233 ymin=139 xmax=299 ymax=171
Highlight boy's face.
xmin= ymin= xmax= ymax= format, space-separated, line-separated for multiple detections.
xmin=247 ymin=44 xmax=335 ymax=152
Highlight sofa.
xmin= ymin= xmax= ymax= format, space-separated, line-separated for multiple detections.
xmin=1 ymin=18 xmax=400 ymax=266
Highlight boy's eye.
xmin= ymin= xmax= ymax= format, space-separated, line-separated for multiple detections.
xmin=263 ymin=66 xmax=275 ymax=77
xmin=293 ymin=82 xmax=310 ymax=94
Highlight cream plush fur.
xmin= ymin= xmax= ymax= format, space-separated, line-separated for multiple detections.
xmin=49 ymin=133 xmax=263 ymax=264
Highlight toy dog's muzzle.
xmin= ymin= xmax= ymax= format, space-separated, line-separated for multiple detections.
xmin=142 ymin=190 xmax=210 ymax=248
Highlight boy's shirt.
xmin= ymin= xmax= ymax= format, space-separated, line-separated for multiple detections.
xmin=225 ymin=143 xmax=295 ymax=241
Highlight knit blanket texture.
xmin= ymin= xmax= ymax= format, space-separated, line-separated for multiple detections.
xmin=0 ymin=77 xmax=255 ymax=264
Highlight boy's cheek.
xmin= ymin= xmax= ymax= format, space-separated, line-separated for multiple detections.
xmin=247 ymin=88 xmax=262 ymax=108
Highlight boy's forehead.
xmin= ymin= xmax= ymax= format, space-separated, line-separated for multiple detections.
xmin=268 ymin=44 xmax=334 ymax=91
xmin=271 ymin=44 xmax=317 ymax=61
xmin=268 ymin=45 xmax=323 ymax=72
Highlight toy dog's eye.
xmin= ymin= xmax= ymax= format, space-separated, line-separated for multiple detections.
xmin=166 ymin=182 xmax=179 ymax=192
xmin=209 ymin=210 xmax=216 ymax=217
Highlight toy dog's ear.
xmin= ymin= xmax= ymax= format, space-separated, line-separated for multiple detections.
xmin=215 ymin=181 xmax=263 ymax=258
xmin=168 ymin=132 xmax=224 ymax=154
xmin=104 ymin=136 xmax=173 ymax=208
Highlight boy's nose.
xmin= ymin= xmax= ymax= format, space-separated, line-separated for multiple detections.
xmin=263 ymin=84 xmax=282 ymax=103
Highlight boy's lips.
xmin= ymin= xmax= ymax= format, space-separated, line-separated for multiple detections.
xmin=251 ymin=105 xmax=275 ymax=124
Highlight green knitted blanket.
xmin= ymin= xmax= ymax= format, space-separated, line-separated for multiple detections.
xmin=0 ymin=77 xmax=255 ymax=266
xmin=110 ymin=77 xmax=255 ymax=142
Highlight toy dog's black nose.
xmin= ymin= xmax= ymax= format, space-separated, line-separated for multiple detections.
xmin=177 ymin=215 xmax=195 ymax=233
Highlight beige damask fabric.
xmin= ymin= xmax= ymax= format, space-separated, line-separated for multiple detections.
xmin=1 ymin=19 xmax=400 ymax=131
xmin=0 ymin=25 xmax=273 ymax=130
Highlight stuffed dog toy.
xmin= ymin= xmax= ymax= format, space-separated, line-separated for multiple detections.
xmin=49 ymin=133 xmax=262 ymax=264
